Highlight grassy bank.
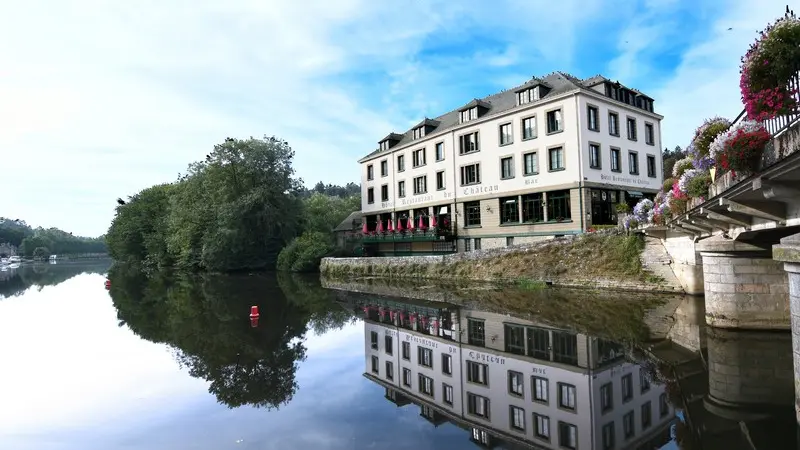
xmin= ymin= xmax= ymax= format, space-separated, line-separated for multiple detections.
xmin=323 ymin=232 xmax=662 ymax=289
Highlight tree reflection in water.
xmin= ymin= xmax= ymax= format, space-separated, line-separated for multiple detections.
xmin=108 ymin=265 xmax=354 ymax=410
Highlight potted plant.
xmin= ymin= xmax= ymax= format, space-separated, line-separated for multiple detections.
xmin=740 ymin=12 xmax=800 ymax=120
xmin=709 ymin=120 xmax=771 ymax=178
xmin=688 ymin=117 xmax=731 ymax=170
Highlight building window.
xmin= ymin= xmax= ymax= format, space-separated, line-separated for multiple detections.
xmin=546 ymin=109 xmax=563 ymax=134
xmin=466 ymin=361 xmax=488 ymax=385
xmin=397 ymin=180 xmax=406 ymax=198
xmin=436 ymin=171 xmax=445 ymax=190
xmin=499 ymin=122 xmax=513 ymax=145
xmin=602 ymin=422 xmax=615 ymax=450
xmin=413 ymin=148 xmax=426 ymax=167
xmin=460 ymin=163 xmax=481 ymax=186
xmin=521 ymin=193 xmax=545 ymax=223
xmin=435 ymin=142 xmax=445 ymax=161
xmin=647 ymin=154 xmax=657 ymax=178
xmin=589 ymin=143 xmax=601 ymax=169
xmin=380 ymin=185 xmax=388 ymax=202
xmin=527 ymin=326 xmax=550 ymax=360
xmin=464 ymin=201 xmax=481 ymax=227
xmin=418 ymin=373 xmax=434 ymax=396
xmin=471 ymin=428 xmax=490 ymax=446
xmin=397 ymin=154 xmax=405 ymax=172
xmin=629 ymin=151 xmax=639 ymax=175
xmin=645 ymin=123 xmax=655 ymax=145
xmin=402 ymin=341 xmax=410 ymax=360
xmin=641 ymin=401 xmax=652 ymax=429
xmin=442 ymin=353 xmax=452 ymax=375
xmin=412 ymin=126 xmax=424 ymax=140
xmin=442 ymin=383 xmax=453 ymax=405
xmin=371 ymin=356 xmax=379 ymax=374
xmin=522 ymin=116 xmax=537 ymax=140
xmin=500 ymin=196 xmax=519 ymax=224
xmin=532 ymin=376 xmax=549 ymax=403
xmin=640 ymin=368 xmax=651 ymax=393
xmin=517 ymin=88 xmax=538 ymax=105
xmin=609 ymin=112 xmax=619 ymax=136
xmin=600 ymin=383 xmax=613 ymax=413
xmin=459 ymin=131 xmax=480 ymax=154
xmin=553 ymin=330 xmax=578 ymax=365
xmin=380 ymin=160 xmax=388 ymax=177
xmin=500 ymin=156 xmax=514 ymax=179
xmin=474 ymin=238 xmax=481 ymax=250
xmin=508 ymin=370 xmax=524 ymax=397
xmin=370 ymin=331 xmax=378 ymax=349
xmin=460 ymin=107 xmax=478 ymax=123
xmin=467 ymin=393 xmax=490 ymax=419
xmin=413 ymin=176 xmax=427 ymax=195
xmin=623 ymin=411 xmax=634 ymax=438
xmin=548 ymin=147 xmax=564 ymax=171
xmin=558 ymin=422 xmax=577 ymax=450
xmin=367 ymin=188 xmax=374 ymax=204
xmin=506 ymin=236 xmax=514 ymax=246
xmin=610 ymin=148 xmax=621 ymax=172
xmin=659 ymin=393 xmax=669 ymax=417
xmin=504 ymin=324 xmax=525 ymax=354
xmin=523 ymin=151 xmax=538 ymax=175
xmin=621 ymin=374 xmax=633 ymax=402
xmin=510 ymin=405 xmax=526 ymax=431
xmin=547 ymin=189 xmax=571 ymax=221
xmin=384 ymin=335 xmax=393 ymax=355
xmin=558 ymin=383 xmax=576 ymax=411
xmin=627 ymin=117 xmax=637 ymax=140
xmin=587 ymin=105 xmax=599 ymax=131
xmin=402 ymin=368 xmax=412 ymax=387
xmin=534 ymin=414 xmax=550 ymax=440
xmin=367 ymin=164 xmax=374 ymax=180
xmin=385 ymin=361 xmax=394 ymax=381
xmin=418 ymin=347 xmax=433 ymax=368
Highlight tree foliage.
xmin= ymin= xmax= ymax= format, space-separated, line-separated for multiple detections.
xmin=0 ymin=260 xmax=111 ymax=299
xmin=108 ymin=265 xmax=353 ymax=409
xmin=0 ymin=217 xmax=107 ymax=257
xmin=662 ymin=145 xmax=685 ymax=180
xmin=277 ymin=231 xmax=336 ymax=272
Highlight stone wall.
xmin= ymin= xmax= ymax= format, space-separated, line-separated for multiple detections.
xmin=667 ymin=296 xmax=706 ymax=353
xmin=660 ymin=232 xmax=704 ymax=295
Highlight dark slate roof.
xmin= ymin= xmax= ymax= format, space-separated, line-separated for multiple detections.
xmin=379 ymin=132 xmax=405 ymax=143
xmin=333 ymin=210 xmax=362 ymax=232
xmin=414 ymin=118 xmax=441 ymax=128
xmin=359 ymin=71 xmax=654 ymax=162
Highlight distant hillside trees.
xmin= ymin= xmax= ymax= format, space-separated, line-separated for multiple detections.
xmin=0 ymin=218 xmax=107 ymax=257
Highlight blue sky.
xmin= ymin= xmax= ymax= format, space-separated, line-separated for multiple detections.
xmin=0 ymin=0 xmax=791 ymax=236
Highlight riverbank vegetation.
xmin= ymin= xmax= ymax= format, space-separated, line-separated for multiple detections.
xmin=323 ymin=232 xmax=654 ymax=286
xmin=105 ymin=136 xmax=359 ymax=274
xmin=0 ymin=217 xmax=107 ymax=258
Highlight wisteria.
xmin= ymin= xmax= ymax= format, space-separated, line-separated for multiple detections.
xmin=632 ymin=198 xmax=653 ymax=223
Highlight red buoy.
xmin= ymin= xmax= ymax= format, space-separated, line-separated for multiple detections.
xmin=250 ymin=317 xmax=259 ymax=328
xmin=104 ymin=279 xmax=111 ymax=290
xmin=249 ymin=305 xmax=260 ymax=319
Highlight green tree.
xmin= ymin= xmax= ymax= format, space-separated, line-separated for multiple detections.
xmin=32 ymin=246 xmax=49 ymax=260
xmin=302 ymin=192 xmax=360 ymax=234
xmin=662 ymin=145 xmax=684 ymax=180
xmin=277 ymin=231 xmax=335 ymax=272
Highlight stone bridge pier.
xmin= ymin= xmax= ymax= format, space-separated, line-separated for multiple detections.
xmin=697 ymin=234 xmax=790 ymax=330
xmin=773 ymin=232 xmax=800 ymax=424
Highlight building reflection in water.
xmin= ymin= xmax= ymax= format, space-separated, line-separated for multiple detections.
xmin=349 ymin=297 xmax=675 ymax=449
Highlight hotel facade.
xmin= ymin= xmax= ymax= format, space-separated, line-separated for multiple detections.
xmin=358 ymin=72 xmax=663 ymax=255
xmin=350 ymin=297 xmax=675 ymax=449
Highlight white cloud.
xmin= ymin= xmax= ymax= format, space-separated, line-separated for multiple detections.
xmin=650 ymin=1 xmax=790 ymax=149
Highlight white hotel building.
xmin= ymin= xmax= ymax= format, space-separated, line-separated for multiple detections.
xmin=360 ymin=303 xmax=674 ymax=449
xmin=358 ymin=72 xmax=663 ymax=256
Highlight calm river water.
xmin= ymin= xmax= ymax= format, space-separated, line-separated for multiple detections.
xmin=0 ymin=261 xmax=796 ymax=449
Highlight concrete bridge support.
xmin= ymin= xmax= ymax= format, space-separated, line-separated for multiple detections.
xmin=698 ymin=236 xmax=790 ymax=330
xmin=773 ymin=232 xmax=800 ymax=424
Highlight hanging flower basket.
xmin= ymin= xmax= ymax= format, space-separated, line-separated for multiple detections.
xmin=710 ymin=120 xmax=771 ymax=177
xmin=740 ymin=14 xmax=800 ymax=120
xmin=688 ymin=117 xmax=731 ymax=170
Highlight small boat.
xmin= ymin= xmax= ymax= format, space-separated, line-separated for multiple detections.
xmin=8 ymin=256 xmax=21 ymax=264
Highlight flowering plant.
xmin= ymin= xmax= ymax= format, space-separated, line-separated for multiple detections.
xmin=632 ymin=198 xmax=654 ymax=223
xmin=688 ymin=117 xmax=731 ymax=170
xmin=740 ymin=14 xmax=800 ymax=120
xmin=710 ymin=120 xmax=770 ymax=176
xmin=672 ymin=157 xmax=694 ymax=178
xmin=677 ymin=168 xmax=699 ymax=195
xmin=622 ymin=215 xmax=639 ymax=230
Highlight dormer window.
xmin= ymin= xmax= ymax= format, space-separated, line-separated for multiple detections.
xmin=516 ymin=86 xmax=543 ymax=106
xmin=412 ymin=127 xmax=425 ymax=140
xmin=379 ymin=141 xmax=388 ymax=151
xmin=460 ymin=107 xmax=478 ymax=123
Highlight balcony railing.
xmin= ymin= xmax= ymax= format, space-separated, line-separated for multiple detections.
xmin=361 ymin=227 xmax=454 ymax=243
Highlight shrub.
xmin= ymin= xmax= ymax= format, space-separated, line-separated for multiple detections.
xmin=276 ymin=231 xmax=335 ymax=272
xmin=615 ymin=203 xmax=631 ymax=214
